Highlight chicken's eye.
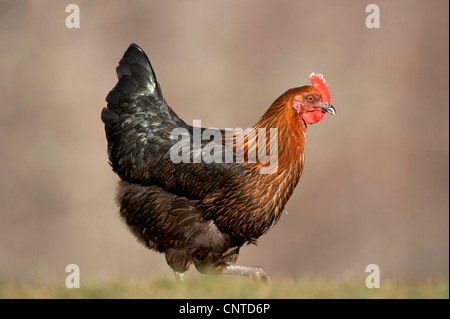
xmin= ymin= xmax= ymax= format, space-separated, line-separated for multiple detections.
xmin=307 ymin=95 xmax=314 ymax=102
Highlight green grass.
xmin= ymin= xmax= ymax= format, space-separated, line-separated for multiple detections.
xmin=0 ymin=274 xmax=448 ymax=299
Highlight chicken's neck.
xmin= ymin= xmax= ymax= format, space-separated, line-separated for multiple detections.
xmin=253 ymin=95 xmax=307 ymax=171
xmin=234 ymin=99 xmax=307 ymax=239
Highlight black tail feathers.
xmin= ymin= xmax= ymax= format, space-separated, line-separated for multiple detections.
xmin=102 ymin=43 xmax=165 ymax=126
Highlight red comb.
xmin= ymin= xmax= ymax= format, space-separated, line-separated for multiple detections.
xmin=309 ymin=73 xmax=331 ymax=103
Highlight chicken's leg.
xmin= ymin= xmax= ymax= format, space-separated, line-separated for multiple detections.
xmin=173 ymin=271 xmax=185 ymax=281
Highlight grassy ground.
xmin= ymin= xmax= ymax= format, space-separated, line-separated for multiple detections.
xmin=1 ymin=274 xmax=448 ymax=299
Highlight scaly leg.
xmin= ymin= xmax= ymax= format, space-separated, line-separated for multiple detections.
xmin=173 ymin=271 xmax=185 ymax=281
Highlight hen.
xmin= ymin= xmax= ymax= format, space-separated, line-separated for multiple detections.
xmin=101 ymin=44 xmax=335 ymax=280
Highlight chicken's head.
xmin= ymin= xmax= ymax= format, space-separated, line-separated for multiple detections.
xmin=292 ymin=73 xmax=336 ymax=124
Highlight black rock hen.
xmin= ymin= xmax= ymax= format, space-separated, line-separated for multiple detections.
xmin=101 ymin=44 xmax=335 ymax=280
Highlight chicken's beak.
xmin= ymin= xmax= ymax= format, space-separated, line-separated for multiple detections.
xmin=321 ymin=104 xmax=336 ymax=116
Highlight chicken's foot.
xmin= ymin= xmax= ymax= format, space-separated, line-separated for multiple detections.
xmin=220 ymin=265 xmax=271 ymax=282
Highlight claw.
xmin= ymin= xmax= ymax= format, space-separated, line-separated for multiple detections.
xmin=250 ymin=267 xmax=272 ymax=282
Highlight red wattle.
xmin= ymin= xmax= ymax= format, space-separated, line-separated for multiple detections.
xmin=302 ymin=110 xmax=325 ymax=124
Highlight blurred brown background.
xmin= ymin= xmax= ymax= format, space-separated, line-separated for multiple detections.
xmin=0 ymin=0 xmax=448 ymax=283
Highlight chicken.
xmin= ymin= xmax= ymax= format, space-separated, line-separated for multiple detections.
xmin=101 ymin=44 xmax=335 ymax=281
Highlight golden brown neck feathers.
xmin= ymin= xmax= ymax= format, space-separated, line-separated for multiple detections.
xmin=222 ymin=87 xmax=308 ymax=172
xmin=253 ymin=88 xmax=307 ymax=170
